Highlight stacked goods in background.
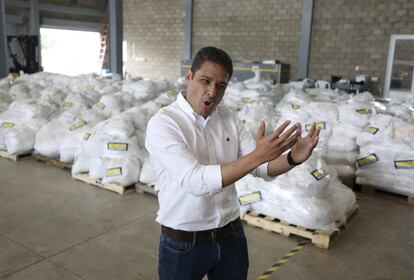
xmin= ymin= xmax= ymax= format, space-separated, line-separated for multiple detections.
xmin=355 ymin=96 xmax=414 ymax=197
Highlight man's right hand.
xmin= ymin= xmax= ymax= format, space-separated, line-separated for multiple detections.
xmin=254 ymin=120 xmax=301 ymax=164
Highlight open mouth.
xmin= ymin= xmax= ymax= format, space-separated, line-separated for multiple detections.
xmin=203 ymin=101 xmax=213 ymax=107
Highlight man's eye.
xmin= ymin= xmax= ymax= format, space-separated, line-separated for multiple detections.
xmin=201 ymin=79 xmax=210 ymax=84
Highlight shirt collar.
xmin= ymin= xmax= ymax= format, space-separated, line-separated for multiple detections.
xmin=177 ymin=90 xmax=215 ymax=124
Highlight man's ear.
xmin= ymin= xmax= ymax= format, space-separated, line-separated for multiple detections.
xmin=184 ymin=70 xmax=193 ymax=82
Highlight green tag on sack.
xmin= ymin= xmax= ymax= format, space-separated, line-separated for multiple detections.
xmin=357 ymin=154 xmax=378 ymax=167
xmin=107 ymin=142 xmax=128 ymax=151
xmin=394 ymin=160 xmax=414 ymax=169
xmin=305 ymin=122 xmax=325 ymax=131
xmin=63 ymin=101 xmax=72 ymax=108
xmin=106 ymin=167 xmax=122 ymax=177
xmin=311 ymin=169 xmax=327 ymax=181
xmin=364 ymin=127 xmax=379 ymax=135
xmin=97 ymin=102 xmax=105 ymax=109
xmin=356 ymin=108 xmax=372 ymax=114
xmin=167 ymin=90 xmax=178 ymax=97
xmin=1 ymin=122 xmax=15 ymax=128
xmin=291 ymin=104 xmax=301 ymax=110
xmin=69 ymin=120 xmax=87 ymax=131
xmin=83 ymin=133 xmax=91 ymax=141
xmin=238 ymin=191 xmax=262 ymax=206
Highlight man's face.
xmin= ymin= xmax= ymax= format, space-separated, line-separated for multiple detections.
xmin=185 ymin=61 xmax=229 ymax=118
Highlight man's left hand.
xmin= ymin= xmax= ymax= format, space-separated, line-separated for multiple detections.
xmin=290 ymin=123 xmax=320 ymax=164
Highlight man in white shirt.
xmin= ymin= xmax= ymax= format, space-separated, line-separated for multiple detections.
xmin=145 ymin=46 xmax=320 ymax=280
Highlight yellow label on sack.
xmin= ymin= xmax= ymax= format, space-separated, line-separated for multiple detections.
xmin=305 ymin=122 xmax=325 ymax=131
xmin=69 ymin=120 xmax=87 ymax=131
xmin=241 ymin=97 xmax=254 ymax=104
xmin=83 ymin=133 xmax=91 ymax=141
xmin=291 ymin=104 xmax=301 ymax=110
xmin=356 ymin=108 xmax=372 ymax=114
xmin=107 ymin=142 xmax=128 ymax=151
xmin=85 ymin=85 xmax=94 ymax=91
xmin=97 ymin=102 xmax=105 ymax=109
xmin=63 ymin=101 xmax=73 ymax=108
xmin=167 ymin=90 xmax=178 ymax=97
xmin=106 ymin=167 xmax=122 ymax=177
xmin=364 ymin=127 xmax=379 ymax=135
xmin=394 ymin=160 xmax=414 ymax=169
xmin=357 ymin=154 xmax=378 ymax=167
xmin=311 ymin=169 xmax=327 ymax=181
xmin=1 ymin=122 xmax=15 ymax=128
xmin=238 ymin=191 xmax=262 ymax=206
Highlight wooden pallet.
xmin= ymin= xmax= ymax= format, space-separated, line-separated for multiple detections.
xmin=135 ymin=182 xmax=158 ymax=197
xmin=242 ymin=204 xmax=359 ymax=249
xmin=359 ymin=184 xmax=414 ymax=205
xmin=32 ymin=154 xmax=72 ymax=170
xmin=72 ymin=173 xmax=135 ymax=195
xmin=0 ymin=149 xmax=32 ymax=161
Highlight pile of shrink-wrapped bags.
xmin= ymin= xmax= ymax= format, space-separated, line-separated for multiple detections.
xmin=0 ymin=76 xmax=13 ymax=112
xmin=34 ymin=77 xmax=173 ymax=166
xmin=356 ymin=111 xmax=414 ymax=196
xmin=223 ymin=80 xmax=288 ymax=112
xmin=236 ymin=152 xmax=357 ymax=231
xmin=273 ymin=89 xmax=378 ymax=185
xmin=0 ymin=74 xmax=63 ymax=155
xmin=71 ymin=85 xmax=177 ymax=186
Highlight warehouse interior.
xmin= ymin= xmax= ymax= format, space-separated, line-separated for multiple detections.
xmin=1 ymin=1 xmax=414 ymax=280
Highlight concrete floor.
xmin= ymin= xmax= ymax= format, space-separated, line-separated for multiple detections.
xmin=0 ymin=157 xmax=413 ymax=280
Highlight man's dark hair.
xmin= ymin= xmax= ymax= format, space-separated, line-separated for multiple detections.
xmin=191 ymin=46 xmax=233 ymax=80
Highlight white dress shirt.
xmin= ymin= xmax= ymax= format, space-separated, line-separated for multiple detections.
xmin=145 ymin=92 xmax=271 ymax=231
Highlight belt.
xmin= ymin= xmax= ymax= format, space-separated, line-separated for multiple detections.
xmin=161 ymin=218 xmax=242 ymax=243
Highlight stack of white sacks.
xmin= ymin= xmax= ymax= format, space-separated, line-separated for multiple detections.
xmin=355 ymin=98 xmax=414 ymax=196
xmin=236 ymin=151 xmax=356 ymax=230
xmin=71 ymin=82 xmax=177 ymax=186
xmin=273 ymin=87 xmax=383 ymax=185
xmin=226 ymin=82 xmax=356 ymax=230
xmin=34 ymin=75 xmax=119 ymax=161
xmin=0 ymin=74 xmax=63 ymax=155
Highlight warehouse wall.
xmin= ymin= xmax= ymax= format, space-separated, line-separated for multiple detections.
xmin=123 ymin=0 xmax=414 ymax=92
xmin=309 ymin=0 xmax=414 ymax=94
xmin=192 ymin=0 xmax=302 ymax=80
xmin=123 ymin=0 xmax=184 ymax=81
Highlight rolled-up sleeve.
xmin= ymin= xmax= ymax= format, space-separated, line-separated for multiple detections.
xmin=145 ymin=114 xmax=222 ymax=196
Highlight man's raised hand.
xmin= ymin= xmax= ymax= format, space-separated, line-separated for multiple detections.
xmin=255 ymin=120 xmax=301 ymax=164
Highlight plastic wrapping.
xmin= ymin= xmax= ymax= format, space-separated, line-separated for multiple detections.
xmin=236 ymin=153 xmax=357 ymax=230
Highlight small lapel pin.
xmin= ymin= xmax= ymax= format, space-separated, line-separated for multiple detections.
xmin=226 ymin=137 xmax=230 ymax=142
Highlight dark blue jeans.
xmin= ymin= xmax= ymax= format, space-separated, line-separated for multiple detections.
xmin=158 ymin=225 xmax=249 ymax=280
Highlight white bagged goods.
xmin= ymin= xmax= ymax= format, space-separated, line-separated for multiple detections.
xmin=327 ymin=123 xmax=361 ymax=153
xmin=58 ymin=110 xmax=105 ymax=162
xmin=71 ymin=154 xmax=90 ymax=175
xmin=34 ymin=108 xmax=104 ymax=159
xmin=338 ymin=102 xmax=375 ymax=127
xmin=356 ymin=141 xmax=414 ymax=196
xmin=92 ymin=94 xmax=123 ymax=117
xmin=356 ymin=113 xmax=394 ymax=146
xmin=237 ymin=153 xmax=356 ymax=230
xmin=122 ymin=80 xmax=158 ymax=102
xmin=8 ymin=101 xmax=56 ymax=120
xmin=103 ymin=136 xmax=140 ymax=158
xmin=138 ymin=150 xmax=156 ymax=185
xmin=139 ymin=159 xmax=156 ymax=186
xmin=323 ymin=149 xmax=359 ymax=165
xmin=102 ymin=157 xmax=140 ymax=186
xmin=4 ymin=127 xmax=34 ymax=155
xmin=153 ymin=90 xmax=178 ymax=108
xmin=89 ymin=156 xmax=105 ymax=179
xmin=93 ymin=116 xmax=135 ymax=139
